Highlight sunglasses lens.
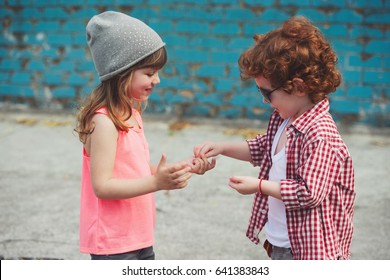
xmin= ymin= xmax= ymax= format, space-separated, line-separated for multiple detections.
xmin=256 ymin=85 xmax=279 ymax=102
xmin=260 ymin=89 xmax=270 ymax=102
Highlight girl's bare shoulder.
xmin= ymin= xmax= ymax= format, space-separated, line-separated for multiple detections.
xmin=91 ymin=113 xmax=117 ymax=133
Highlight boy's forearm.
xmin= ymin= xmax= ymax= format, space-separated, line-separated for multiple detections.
xmin=220 ymin=141 xmax=252 ymax=162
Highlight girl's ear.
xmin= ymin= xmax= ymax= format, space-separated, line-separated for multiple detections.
xmin=292 ymin=78 xmax=308 ymax=96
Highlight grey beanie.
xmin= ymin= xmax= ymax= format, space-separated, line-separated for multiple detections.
xmin=86 ymin=11 xmax=165 ymax=82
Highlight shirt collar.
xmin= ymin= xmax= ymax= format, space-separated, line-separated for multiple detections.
xmin=290 ymin=98 xmax=330 ymax=134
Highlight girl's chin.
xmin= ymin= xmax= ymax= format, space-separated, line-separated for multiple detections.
xmin=132 ymin=95 xmax=149 ymax=102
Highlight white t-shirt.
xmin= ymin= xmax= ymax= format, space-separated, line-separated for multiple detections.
xmin=264 ymin=118 xmax=291 ymax=248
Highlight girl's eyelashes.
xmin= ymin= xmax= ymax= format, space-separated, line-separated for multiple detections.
xmin=144 ymin=69 xmax=157 ymax=77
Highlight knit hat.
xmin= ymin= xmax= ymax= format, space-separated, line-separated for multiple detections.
xmin=86 ymin=11 xmax=165 ymax=82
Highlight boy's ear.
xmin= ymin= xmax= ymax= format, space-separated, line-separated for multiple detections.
xmin=292 ymin=78 xmax=308 ymax=96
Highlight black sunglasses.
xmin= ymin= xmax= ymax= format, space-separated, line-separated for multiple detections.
xmin=256 ymin=85 xmax=281 ymax=102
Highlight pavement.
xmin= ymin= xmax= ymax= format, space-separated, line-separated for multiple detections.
xmin=0 ymin=109 xmax=389 ymax=260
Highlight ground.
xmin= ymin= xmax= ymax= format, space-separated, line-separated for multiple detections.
xmin=0 ymin=110 xmax=389 ymax=260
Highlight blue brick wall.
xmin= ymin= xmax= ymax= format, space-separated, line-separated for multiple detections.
xmin=1 ymin=0 xmax=390 ymax=126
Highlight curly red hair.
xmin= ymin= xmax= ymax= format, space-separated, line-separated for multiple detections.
xmin=238 ymin=16 xmax=341 ymax=104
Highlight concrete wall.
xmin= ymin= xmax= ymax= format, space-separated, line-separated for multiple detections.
xmin=1 ymin=0 xmax=389 ymax=125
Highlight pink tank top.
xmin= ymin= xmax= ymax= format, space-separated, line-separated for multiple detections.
xmin=79 ymin=107 xmax=155 ymax=255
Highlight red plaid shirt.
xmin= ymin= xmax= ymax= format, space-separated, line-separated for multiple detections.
xmin=246 ymin=98 xmax=355 ymax=259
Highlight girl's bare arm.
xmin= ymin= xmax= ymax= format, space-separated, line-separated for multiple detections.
xmin=89 ymin=114 xmax=191 ymax=200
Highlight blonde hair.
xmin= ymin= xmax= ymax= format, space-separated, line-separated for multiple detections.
xmin=238 ymin=16 xmax=341 ymax=104
xmin=75 ymin=47 xmax=167 ymax=143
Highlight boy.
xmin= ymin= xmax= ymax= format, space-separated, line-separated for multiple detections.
xmin=194 ymin=16 xmax=355 ymax=260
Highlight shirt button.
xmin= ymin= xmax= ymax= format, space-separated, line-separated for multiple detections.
xmin=261 ymin=209 xmax=267 ymax=214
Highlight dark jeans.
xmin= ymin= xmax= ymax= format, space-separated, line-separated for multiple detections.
xmin=270 ymin=245 xmax=293 ymax=260
xmin=90 ymin=246 xmax=155 ymax=260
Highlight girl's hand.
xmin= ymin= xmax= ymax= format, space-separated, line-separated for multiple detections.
xmin=228 ymin=176 xmax=259 ymax=195
xmin=193 ymin=142 xmax=223 ymax=158
xmin=154 ymin=154 xmax=192 ymax=190
xmin=189 ymin=156 xmax=216 ymax=175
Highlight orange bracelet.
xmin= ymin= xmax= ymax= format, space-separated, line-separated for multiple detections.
xmin=258 ymin=178 xmax=264 ymax=194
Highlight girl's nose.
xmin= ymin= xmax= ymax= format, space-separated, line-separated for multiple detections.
xmin=153 ymin=73 xmax=160 ymax=85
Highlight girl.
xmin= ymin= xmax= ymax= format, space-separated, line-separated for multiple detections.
xmin=75 ymin=11 xmax=213 ymax=260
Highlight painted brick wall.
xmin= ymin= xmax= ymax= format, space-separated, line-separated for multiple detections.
xmin=1 ymin=0 xmax=389 ymax=125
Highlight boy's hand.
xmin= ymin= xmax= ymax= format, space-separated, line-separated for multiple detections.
xmin=189 ymin=156 xmax=216 ymax=175
xmin=193 ymin=142 xmax=223 ymax=158
xmin=229 ymin=176 xmax=259 ymax=195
